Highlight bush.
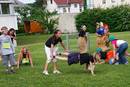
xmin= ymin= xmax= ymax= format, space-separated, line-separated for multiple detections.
xmin=76 ymin=5 xmax=130 ymax=33
xmin=16 ymin=24 xmax=25 ymax=34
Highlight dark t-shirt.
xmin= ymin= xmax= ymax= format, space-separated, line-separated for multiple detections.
xmin=45 ymin=36 xmax=62 ymax=47
xmin=79 ymin=30 xmax=86 ymax=37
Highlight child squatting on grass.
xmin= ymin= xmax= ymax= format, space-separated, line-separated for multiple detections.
xmin=43 ymin=30 xmax=67 ymax=75
xmin=17 ymin=47 xmax=34 ymax=69
xmin=109 ymin=35 xmax=129 ymax=64
xmin=0 ymin=26 xmax=16 ymax=74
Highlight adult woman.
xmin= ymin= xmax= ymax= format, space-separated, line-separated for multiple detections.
xmin=43 ymin=30 xmax=67 ymax=75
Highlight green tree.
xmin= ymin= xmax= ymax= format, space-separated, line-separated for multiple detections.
xmin=32 ymin=0 xmax=47 ymax=8
xmin=15 ymin=6 xmax=58 ymax=33
xmin=76 ymin=5 xmax=130 ymax=33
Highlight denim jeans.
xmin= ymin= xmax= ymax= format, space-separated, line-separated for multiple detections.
xmin=116 ymin=42 xmax=128 ymax=64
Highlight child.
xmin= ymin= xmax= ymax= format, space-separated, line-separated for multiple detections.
xmin=17 ymin=47 xmax=33 ymax=68
xmin=109 ymin=35 xmax=128 ymax=64
xmin=0 ymin=26 xmax=16 ymax=74
xmin=43 ymin=30 xmax=67 ymax=75
xmin=8 ymin=28 xmax=17 ymax=49
xmin=78 ymin=25 xmax=88 ymax=53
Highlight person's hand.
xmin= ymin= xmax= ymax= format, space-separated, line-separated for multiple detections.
xmin=64 ymin=49 xmax=69 ymax=52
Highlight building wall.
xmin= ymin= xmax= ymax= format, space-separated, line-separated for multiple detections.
xmin=58 ymin=13 xmax=77 ymax=33
xmin=0 ymin=15 xmax=18 ymax=30
xmin=87 ymin=0 xmax=130 ymax=9
xmin=46 ymin=0 xmax=83 ymax=13
xmin=0 ymin=0 xmax=18 ymax=30
xmin=46 ymin=0 xmax=58 ymax=12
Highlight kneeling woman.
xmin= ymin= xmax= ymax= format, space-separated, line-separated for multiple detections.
xmin=17 ymin=47 xmax=33 ymax=68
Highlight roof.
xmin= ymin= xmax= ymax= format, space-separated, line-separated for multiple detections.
xmin=54 ymin=0 xmax=83 ymax=5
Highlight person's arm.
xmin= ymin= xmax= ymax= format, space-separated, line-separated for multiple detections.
xmin=60 ymin=42 xmax=67 ymax=52
xmin=50 ymin=44 xmax=55 ymax=58
xmin=112 ymin=44 xmax=116 ymax=59
xmin=28 ymin=51 xmax=33 ymax=67
xmin=17 ymin=53 xmax=22 ymax=69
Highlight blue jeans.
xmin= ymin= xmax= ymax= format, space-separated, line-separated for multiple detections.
xmin=116 ymin=43 xmax=128 ymax=64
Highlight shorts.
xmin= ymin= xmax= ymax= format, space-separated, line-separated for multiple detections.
xmin=2 ymin=54 xmax=16 ymax=67
xmin=45 ymin=45 xmax=58 ymax=63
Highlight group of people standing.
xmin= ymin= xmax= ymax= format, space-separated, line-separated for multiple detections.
xmin=0 ymin=26 xmax=16 ymax=73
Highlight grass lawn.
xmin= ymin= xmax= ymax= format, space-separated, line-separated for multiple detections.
xmin=0 ymin=32 xmax=130 ymax=87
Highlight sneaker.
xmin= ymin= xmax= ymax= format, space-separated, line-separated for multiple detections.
xmin=53 ymin=70 xmax=61 ymax=74
xmin=43 ymin=70 xmax=49 ymax=75
xmin=114 ymin=62 xmax=119 ymax=65
xmin=125 ymin=62 xmax=128 ymax=65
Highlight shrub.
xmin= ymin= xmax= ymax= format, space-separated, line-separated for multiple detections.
xmin=76 ymin=5 xmax=130 ymax=33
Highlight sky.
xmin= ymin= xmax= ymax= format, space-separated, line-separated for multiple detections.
xmin=18 ymin=0 xmax=36 ymax=4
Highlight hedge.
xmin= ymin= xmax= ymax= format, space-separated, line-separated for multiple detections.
xmin=75 ymin=5 xmax=130 ymax=33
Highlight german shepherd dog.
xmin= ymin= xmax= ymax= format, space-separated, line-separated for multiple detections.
xmin=57 ymin=52 xmax=96 ymax=76
xmin=80 ymin=53 xmax=96 ymax=76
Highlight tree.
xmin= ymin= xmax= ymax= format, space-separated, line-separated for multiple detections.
xmin=84 ymin=0 xmax=87 ymax=10
xmin=33 ymin=0 xmax=47 ymax=8
xmin=15 ymin=6 xmax=58 ymax=33
xmin=15 ymin=6 xmax=31 ymax=22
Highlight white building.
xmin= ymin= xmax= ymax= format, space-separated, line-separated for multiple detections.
xmin=46 ymin=0 xmax=84 ymax=13
xmin=0 ymin=0 xmax=23 ymax=30
xmin=87 ymin=0 xmax=130 ymax=9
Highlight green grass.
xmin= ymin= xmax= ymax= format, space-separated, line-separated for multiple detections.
xmin=0 ymin=32 xmax=130 ymax=87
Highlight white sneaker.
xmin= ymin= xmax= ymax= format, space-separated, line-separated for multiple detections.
xmin=53 ymin=70 xmax=61 ymax=74
xmin=43 ymin=70 xmax=49 ymax=75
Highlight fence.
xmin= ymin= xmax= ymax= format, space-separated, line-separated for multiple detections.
xmin=57 ymin=32 xmax=90 ymax=53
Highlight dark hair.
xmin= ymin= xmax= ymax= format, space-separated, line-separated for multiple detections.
xmin=8 ymin=28 xmax=16 ymax=36
xmin=9 ymin=28 xmax=15 ymax=32
xmin=54 ymin=30 xmax=61 ymax=34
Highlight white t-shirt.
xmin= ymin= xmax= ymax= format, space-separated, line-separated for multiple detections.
xmin=116 ymin=40 xmax=126 ymax=47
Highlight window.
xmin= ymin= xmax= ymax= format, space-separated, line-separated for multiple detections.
xmin=68 ymin=7 xmax=70 ymax=12
xmin=121 ymin=0 xmax=125 ymax=2
xmin=102 ymin=0 xmax=106 ymax=4
xmin=63 ymin=8 xmax=66 ymax=13
xmin=1 ymin=3 xmax=10 ymax=14
xmin=74 ymin=4 xmax=77 ymax=8
xmin=50 ymin=0 xmax=53 ymax=4
xmin=111 ymin=0 xmax=116 ymax=3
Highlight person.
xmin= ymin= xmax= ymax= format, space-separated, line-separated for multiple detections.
xmin=8 ymin=28 xmax=17 ymax=50
xmin=43 ymin=30 xmax=67 ymax=75
xmin=17 ymin=47 xmax=33 ymax=68
xmin=109 ymin=35 xmax=128 ymax=64
xmin=78 ymin=25 xmax=88 ymax=53
xmin=0 ymin=26 xmax=16 ymax=74
xmin=8 ymin=28 xmax=16 ymax=44
xmin=96 ymin=22 xmax=109 ymax=51
xmin=103 ymin=24 xmax=110 ymax=47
